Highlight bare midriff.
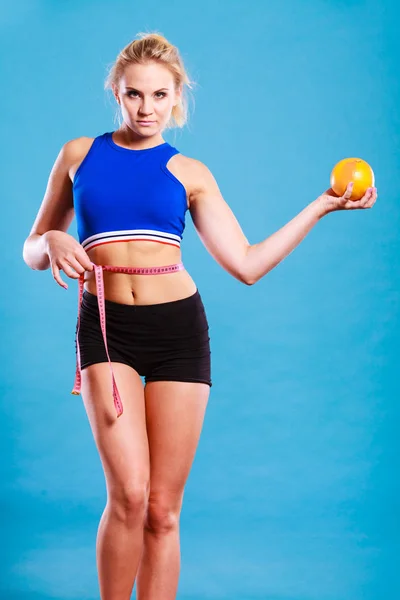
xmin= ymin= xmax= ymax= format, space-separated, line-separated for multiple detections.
xmin=84 ymin=239 xmax=197 ymax=305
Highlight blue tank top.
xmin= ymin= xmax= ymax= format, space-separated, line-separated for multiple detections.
xmin=73 ymin=131 xmax=188 ymax=252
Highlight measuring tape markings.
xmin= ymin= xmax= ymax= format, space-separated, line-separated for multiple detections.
xmin=71 ymin=261 xmax=185 ymax=418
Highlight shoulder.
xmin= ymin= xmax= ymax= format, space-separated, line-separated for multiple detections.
xmin=61 ymin=136 xmax=95 ymax=181
xmin=63 ymin=136 xmax=95 ymax=159
xmin=174 ymin=153 xmax=209 ymax=176
xmin=172 ymin=153 xmax=217 ymax=199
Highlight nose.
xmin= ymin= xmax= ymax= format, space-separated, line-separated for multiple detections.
xmin=138 ymin=97 xmax=154 ymax=117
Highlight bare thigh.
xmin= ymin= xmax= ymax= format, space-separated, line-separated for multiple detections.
xmin=144 ymin=381 xmax=210 ymax=520
xmin=80 ymin=362 xmax=150 ymax=496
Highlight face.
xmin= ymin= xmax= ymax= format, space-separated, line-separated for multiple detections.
xmin=112 ymin=62 xmax=181 ymax=137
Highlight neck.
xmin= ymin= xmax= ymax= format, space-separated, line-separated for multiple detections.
xmin=116 ymin=125 xmax=165 ymax=150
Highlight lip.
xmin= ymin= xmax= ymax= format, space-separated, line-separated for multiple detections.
xmin=137 ymin=120 xmax=155 ymax=124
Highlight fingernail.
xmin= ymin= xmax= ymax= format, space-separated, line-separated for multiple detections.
xmin=349 ymin=182 xmax=354 ymax=188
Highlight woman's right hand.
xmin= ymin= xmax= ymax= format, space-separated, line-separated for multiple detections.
xmin=43 ymin=230 xmax=94 ymax=289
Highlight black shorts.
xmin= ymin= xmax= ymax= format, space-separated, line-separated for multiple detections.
xmin=75 ymin=288 xmax=212 ymax=387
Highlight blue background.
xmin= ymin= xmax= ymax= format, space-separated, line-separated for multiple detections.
xmin=1 ymin=0 xmax=399 ymax=598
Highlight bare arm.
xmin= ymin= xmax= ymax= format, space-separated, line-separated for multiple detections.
xmin=22 ymin=139 xmax=80 ymax=270
xmin=242 ymin=199 xmax=324 ymax=284
xmin=188 ymin=160 xmax=251 ymax=284
xmin=188 ymin=160 xmax=376 ymax=286
xmin=23 ymin=232 xmax=53 ymax=271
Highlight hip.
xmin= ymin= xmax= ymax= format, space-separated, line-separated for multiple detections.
xmin=78 ymin=286 xmax=210 ymax=345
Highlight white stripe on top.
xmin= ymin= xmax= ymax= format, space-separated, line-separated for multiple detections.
xmin=81 ymin=229 xmax=182 ymax=251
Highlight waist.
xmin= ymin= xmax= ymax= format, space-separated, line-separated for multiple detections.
xmin=91 ymin=262 xmax=185 ymax=275
xmin=83 ymin=261 xmax=197 ymax=305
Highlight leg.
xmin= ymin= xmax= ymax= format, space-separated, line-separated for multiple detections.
xmin=80 ymin=362 xmax=150 ymax=600
xmin=136 ymin=380 xmax=210 ymax=600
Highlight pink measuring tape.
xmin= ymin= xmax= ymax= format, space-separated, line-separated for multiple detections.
xmin=71 ymin=261 xmax=185 ymax=418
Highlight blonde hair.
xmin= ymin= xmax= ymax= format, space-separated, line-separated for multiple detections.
xmin=104 ymin=32 xmax=196 ymax=131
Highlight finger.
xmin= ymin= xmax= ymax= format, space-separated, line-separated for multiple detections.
xmin=354 ymin=187 xmax=376 ymax=210
xmin=78 ymin=252 xmax=94 ymax=271
xmin=51 ymin=263 xmax=68 ymax=289
xmin=57 ymin=259 xmax=81 ymax=279
xmin=66 ymin=255 xmax=88 ymax=276
xmin=342 ymin=181 xmax=354 ymax=201
xmin=360 ymin=187 xmax=375 ymax=207
xmin=367 ymin=187 xmax=378 ymax=207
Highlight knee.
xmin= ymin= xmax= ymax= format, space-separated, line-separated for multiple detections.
xmin=109 ymin=481 xmax=149 ymax=525
xmin=145 ymin=493 xmax=183 ymax=536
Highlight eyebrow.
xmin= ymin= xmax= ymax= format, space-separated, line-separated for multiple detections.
xmin=124 ymin=86 xmax=169 ymax=92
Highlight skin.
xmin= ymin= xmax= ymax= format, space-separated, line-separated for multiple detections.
xmin=23 ymin=60 xmax=378 ymax=600
xmin=111 ymin=61 xmax=182 ymax=149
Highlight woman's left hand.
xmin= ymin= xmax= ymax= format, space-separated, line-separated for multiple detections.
xmin=318 ymin=182 xmax=378 ymax=215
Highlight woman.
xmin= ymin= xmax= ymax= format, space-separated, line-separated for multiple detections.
xmin=23 ymin=32 xmax=377 ymax=600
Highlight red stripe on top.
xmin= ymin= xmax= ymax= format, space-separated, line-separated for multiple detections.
xmin=84 ymin=238 xmax=181 ymax=251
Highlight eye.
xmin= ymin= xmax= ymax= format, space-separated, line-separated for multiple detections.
xmin=127 ymin=91 xmax=167 ymax=98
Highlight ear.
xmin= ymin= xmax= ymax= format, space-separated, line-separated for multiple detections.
xmin=174 ymin=84 xmax=183 ymax=106
xmin=111 ymin=83 xmax=120 ymax=105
